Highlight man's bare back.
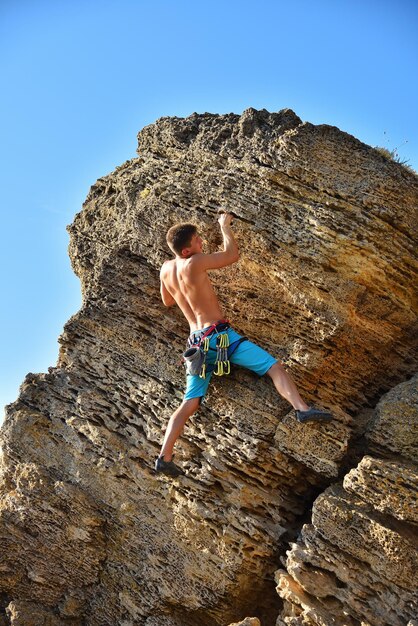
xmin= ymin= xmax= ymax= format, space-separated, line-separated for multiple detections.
xmin=160 ymin=257 xmax=224 ymax=331
xmin=160 ymin=213 xmax=239 ymax=331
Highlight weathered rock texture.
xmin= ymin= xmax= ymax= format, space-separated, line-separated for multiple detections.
xmin=228 ymin=619 xmax=261 ymax=626
xmin=0 ymin=108 xmax=417 ymax=626
xmin=275 ymin=374 xmax=418 ymax=626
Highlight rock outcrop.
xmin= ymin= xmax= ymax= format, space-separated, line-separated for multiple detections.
xmin=0 ymin=108 xmax=417 ymax=626
xmin=275 ymin=374 xmax=418 ymax=626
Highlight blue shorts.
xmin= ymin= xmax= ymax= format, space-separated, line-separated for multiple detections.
xmin=184 ymin=325 xmax=277 ymax=403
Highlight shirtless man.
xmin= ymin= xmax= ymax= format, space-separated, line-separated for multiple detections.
xmin=155 ymin=213 xmax=332 ymax=476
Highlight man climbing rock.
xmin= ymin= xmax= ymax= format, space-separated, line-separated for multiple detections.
xmin=155 ymin=212 xmax=332 ymax=477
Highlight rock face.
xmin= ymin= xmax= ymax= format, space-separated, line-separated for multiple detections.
xmin=0 ymin=108 xmax=417 ymax=626
xmin=275 ymin=374 xmax=418 ymax=626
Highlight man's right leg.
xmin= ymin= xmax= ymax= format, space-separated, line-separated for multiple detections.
xmin=266 ymin=362 xmax=309 ymax=411
xmin=230 ymin=339 xmax=309 ymax=409
xmin=229 ymin=331 xmax=332 ymax=422
xmin=266 ymin=363 xmax=332 ymax=421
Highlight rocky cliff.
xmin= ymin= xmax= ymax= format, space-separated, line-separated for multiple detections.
xmin=0 ymin=108 xmax=417 ymax=626
xmin=275 ymin=374 xmax=418 ymax=626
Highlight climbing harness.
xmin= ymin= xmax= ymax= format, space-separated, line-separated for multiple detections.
xmin=182 ymin=320 xmax=247 ymax=379
xmin=182 ymin=320 xmax=229 ymax=378
xmin=214 ymin=331 xmax=230 ymax=376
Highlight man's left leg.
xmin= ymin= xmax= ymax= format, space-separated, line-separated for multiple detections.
xmin=159 ymin=397 xmax=201 ymax=462
xmin=155 ymin=366 xmax=212 ymax=476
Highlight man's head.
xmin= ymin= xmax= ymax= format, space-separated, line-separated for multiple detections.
xmin=166 ymin=223 xmax=203 ymax=258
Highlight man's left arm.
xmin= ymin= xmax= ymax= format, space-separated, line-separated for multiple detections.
xmin=160 ymin=268 xmax=176 ymax=307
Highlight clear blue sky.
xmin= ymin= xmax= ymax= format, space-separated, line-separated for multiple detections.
xmin=1 ymin=0 xmax=417 ymax=424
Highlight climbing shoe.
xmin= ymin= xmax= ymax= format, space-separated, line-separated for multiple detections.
xmin=296 ymin=407 xmax=332 ymax=423
xmin=154 ymin=455 xmax=184 ymax=477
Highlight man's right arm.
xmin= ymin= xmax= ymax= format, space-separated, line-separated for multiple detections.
xmin=193 ymin=213 xmax=240 ymax=271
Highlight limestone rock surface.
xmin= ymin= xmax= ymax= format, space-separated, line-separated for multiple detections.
xmin=229 ymin=617 xmax=260 ymax=626
xmin=1 ymin=108 xmax=417 ymax=625
xmin=275 ymin=374 xmax=418 ymax=626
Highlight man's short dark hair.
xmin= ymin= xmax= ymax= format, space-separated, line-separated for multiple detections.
xmin=166 ymin=223 xmax=197 ymax=255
